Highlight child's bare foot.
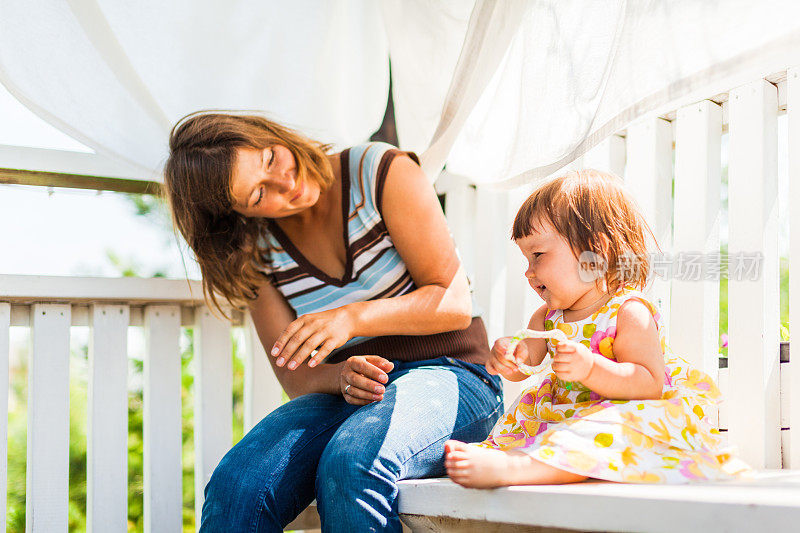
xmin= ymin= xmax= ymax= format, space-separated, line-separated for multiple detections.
xmin=444 ymin=440 xmax=587 ymax=488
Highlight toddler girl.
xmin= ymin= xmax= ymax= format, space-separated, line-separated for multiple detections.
xmin=444 ymin=169 xmax=750 ymax=487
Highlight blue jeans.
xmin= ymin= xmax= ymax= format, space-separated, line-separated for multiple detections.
xmin=200 ymin=356 xmax=503 ymax=532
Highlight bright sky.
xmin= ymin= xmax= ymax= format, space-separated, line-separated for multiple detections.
xmin=0 ymin=83 xmax=201 ymax=279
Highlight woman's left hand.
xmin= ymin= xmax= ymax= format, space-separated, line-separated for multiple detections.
xmin=552 ymin=340 xmax=596 ymax=383
xmin=271 ymin=307 xmax=357 ymax=370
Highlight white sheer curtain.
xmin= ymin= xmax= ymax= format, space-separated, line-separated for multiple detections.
xmin=2 ymin=1 xmax=800 ymax=186
xmin=0 ymin=0 xmax=389 ymax=180
xmin=422 ymin=0 xmax=800 ymax=187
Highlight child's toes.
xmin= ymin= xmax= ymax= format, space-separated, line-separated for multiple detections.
xmin=445 ymin=439 xmax=470 ymax=453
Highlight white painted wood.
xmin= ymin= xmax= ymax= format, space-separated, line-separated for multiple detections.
xmin=8 ymin=304 xmax=240 ymax=328
xmin=788 ymin=67 xmax=800 ymax=468
xmin=0 ymin=274 xmax=205 ymax=303
xmin=473 ymin=186 xmax=510 ymax=342
xmin=0 ymin=143 xmax=151 ymax=181
xmin=781 ymin=359 xmax=789 ymax=429
xmin=243 ymin=313 xmax=283 ymax=432
xmin=87 ymin=305 xmax=130 ymax=533
xmin=193 ymin=307 xmax=233 ymax=527
xmin=583 ymin=134 xmax=626 ymax=177
xmin=783 ymin=429 xmax=791 ymax=469
xmin=727 ymin=79 xmax=781 ymax=468
xmin=143 ymin=305 xmax=182 ymax=533
xmin=0 ymin=302 xmax=9 ymax=533
xmin=718 ymin=366 xmax=729 ymax=430
xmin=442 ymin=175 xmax=477 ymax=282
xmin=672 ymin=101 xmax=722 ymax=376
xmin=397 ymin=476 xmax=800 ymax=533
xmin=625 ymin=118 xmax=674 ymax=336
xmin=27 ymin=303 xmax=71 ymax=532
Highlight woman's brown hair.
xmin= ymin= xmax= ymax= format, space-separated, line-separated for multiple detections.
xmin=163 ymin=111 xmax=334 ymax=318
xmin=512 ymin=169 xmax=658 ymax=293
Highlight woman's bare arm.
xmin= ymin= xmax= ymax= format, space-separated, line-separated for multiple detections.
xmin=248 ymin=281 xmax=343 ymax=398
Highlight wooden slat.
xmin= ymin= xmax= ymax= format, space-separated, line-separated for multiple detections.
xmin=473 ymin=186 xmax=510 ymax=342
xmin=243 ymin=313 xmax=283 ymax=432
xmin=788 ymin=66 xmax=800 ymax=468
xmin=193 ymin=307 xmax=233 ymax=524
xmin=625 ymin=118 xmax=674 ymax=335
xmin=582 ymin=134 xmax=626 ymax=177
xmin=672 ymin=101 xmax=723 ymax=375
xmin=27 ymin=303 xmax=71 ymax=532
xmin=143 ymin=305 xmax=182 ymax=532
xmin=0 ymin=303 xmax=9 ymax=533
xmin=727 ymin=79 xmax=781 ymax=468
xmin=0 ymin=167 xmax=161 ymax=195
xmin=442 ymin=175 xmax=477 ymax=282
xmin=87 ymin=304 xmax=130 ymax=532
xmin=717 ymin=367 xmax=729 ymax=430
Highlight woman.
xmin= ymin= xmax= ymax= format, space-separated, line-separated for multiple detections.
xmin=164 ymin=112 xmax=503 ymax=532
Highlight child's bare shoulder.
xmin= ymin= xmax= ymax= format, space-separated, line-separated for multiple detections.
xmin=528 ymin=304 xmax=549 ymax=329
xmin=616 ymin=298 xmax=657 ymax=333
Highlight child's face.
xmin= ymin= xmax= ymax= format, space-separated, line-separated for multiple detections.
xmin=516 ymin=220 xmax=602 ymax=311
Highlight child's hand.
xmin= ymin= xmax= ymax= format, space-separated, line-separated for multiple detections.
xmin=487 ymin=336 xmax=528 ymax=379
xmin=552 ymin=340 xmax=596 ymax=383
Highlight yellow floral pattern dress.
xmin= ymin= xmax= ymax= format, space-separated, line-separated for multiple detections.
xmin=478 ymin=286 xmax=751 ymax=483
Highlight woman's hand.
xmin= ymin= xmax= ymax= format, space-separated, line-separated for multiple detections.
xmin=340 ymin=356 xmax=394 ymax=405
xmin=271 ymin=307 xmax=358 ymax=370
xmin=552 ymin=340 xmax=596 ymax=383
xmin=486 ymin=337 xmax=529 ymax=381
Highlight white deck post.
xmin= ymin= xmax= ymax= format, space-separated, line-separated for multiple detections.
xmin=625 ymin=118 xmax=674 ymax=334
xmin=27 ymin=303 xmax=71 ymax=532
xmin=87 ymin=304 xmax=130 ymax=533
xmin=0 ymin=302 xmax=9 ymax=533
xmin=583 ymin=134 xmax=627 ymax=177
xmin=243 ymin=313 xmax=283 ymax=432
xmin=473 ymin=185 xmax=510 ymax=342
xmin=143 ymin=305 xmax=183 ymax=532
xmin=727 ymin=79 xmax=781 ymax=468
xmin=193 ymin=307 xmax=233 ymax=526
xmin=789 ymin=66 xmax=800 ymax=468
xmin=441 ymin=173 xmax=477 ymax=282
xmin=672 ymin=101 xmax=723 ymax=376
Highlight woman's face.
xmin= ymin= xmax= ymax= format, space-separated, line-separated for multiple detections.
xmin=230 ymin=145 xmax=320 ymax=218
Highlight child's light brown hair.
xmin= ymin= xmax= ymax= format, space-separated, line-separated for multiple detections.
xmin=512 ymin=169 xmax=657 ymax=293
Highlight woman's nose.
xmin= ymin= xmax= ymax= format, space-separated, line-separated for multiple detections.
xmin=273 ymin=172 xmax=295 ymax=194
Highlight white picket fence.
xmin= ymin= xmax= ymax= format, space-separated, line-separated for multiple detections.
xmin=0 ymin=68 xmax=798 ymax=532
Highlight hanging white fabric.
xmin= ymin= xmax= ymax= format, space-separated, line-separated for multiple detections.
xmin=0 ymin=0 xmax=389 ymax=180
xmin=422 ymin=0 xmax=800 ymax=188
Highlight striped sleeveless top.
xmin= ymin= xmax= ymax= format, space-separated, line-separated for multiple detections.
xmin=258 ymin=142 xmax=490 ymax=364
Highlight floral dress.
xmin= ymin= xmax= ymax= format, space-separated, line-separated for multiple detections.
xmin=478 ymin=286 xmax=751 ymax=483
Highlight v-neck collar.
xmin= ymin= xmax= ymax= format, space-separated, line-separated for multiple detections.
xmin=267 ymin=149 xmax=353 ymax=287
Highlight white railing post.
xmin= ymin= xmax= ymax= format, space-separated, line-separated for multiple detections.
xmin=625 ymin=118 xmax=674 ymax=334
xmin=583 ymin=134 xmax=626 ymax=177
xmin=193 ymin=307 xmax=233 ymax=526
xmin=442 ymin=174 xmax=477 ymax=282
xmin=27 ymin=303 xmax=71 ymax=532
xmin=0 ymin=302 xmax=9 ymax=533
xmin=788 ymin=66 xmax=800 ymax=468
xmin=672 ymin=100 xmax=723 ymax=376
xmin=143 ymin=305 xmax=183 ymax=533
xmin=473 ymin=186 xmax=510 ymax=342
xmin=243 ymin=313 xmax=283 ymax=432
xmin=87 ymin=304 xmax=130 ymax=533
xmin=727 ymin=79 xmax=781 ymax=468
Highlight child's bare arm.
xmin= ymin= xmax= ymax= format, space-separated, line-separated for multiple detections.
xmin=486 ymin=305 xmax=550 ymax=382
xmin=576 ymin=300 xmax=665 ymax=400
xmin=522 ymin=304 xmax=549 ymax=366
